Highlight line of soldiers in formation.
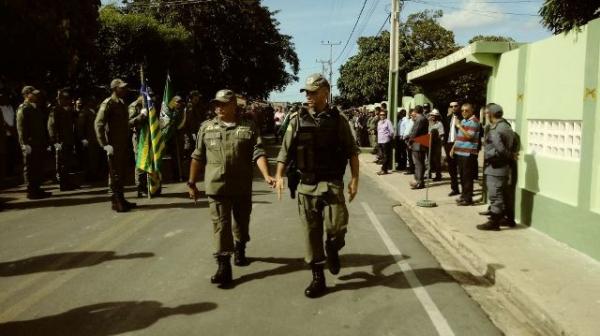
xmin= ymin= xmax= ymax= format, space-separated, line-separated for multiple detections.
xmin=5 ymin=80 xmax=283 ymax=203
xmin=9 ymin=81 xmax=212 ymax=204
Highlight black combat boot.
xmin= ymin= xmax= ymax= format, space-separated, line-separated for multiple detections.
xmin=325 ymin=241 xmax=340 ymax=275
xmin=137 ymin=185 xmax=147 ymax=198
xmin=27 ymin=188 xmax=51 ymax=200
xmin=476 ymin=214 xmax=502 ymax=231
xmin=111 ymin=194 xmax=129 ymax=213
xmin=234 ymin=241 xmax=249 ymax=266
xmin=304 ymin=263 xmax=326 ymax=298
xmin=119 ymin=192 xmax=137 ymax=209
xmin=211 ymin=255 xmax=232 ymax=286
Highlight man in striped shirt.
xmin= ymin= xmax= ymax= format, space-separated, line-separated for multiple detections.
xmin=450 ymin=103 xmax=480 ymax=205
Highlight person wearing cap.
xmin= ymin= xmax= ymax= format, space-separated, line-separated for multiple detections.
xmin=187 ymin=89 xmax=275 ymax=287
xmin=95 ymin=78 xmax=136 ymax=212
xmin=428 ymin=109 xmax=444 ymax=181
xmin=48 ymin=88 xmax=80 ymax=191
xmin=275 ymin=73 xmax=360 ymax=298
xmin=16 ymin=86 xmax=51 ymax=199
xmin=478 ymin=103 xmax=517 ymax=231
xmin=128 ymin=95 xmax=149 ymax=197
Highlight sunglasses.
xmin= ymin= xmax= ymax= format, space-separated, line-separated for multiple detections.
xmin=450 ymin=105 xmax=459 ymax=108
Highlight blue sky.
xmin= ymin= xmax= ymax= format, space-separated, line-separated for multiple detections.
xmin=101 ymin=0 xmax=551 ymax=102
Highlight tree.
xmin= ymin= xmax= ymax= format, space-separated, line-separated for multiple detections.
xmin=93 ymin=6 xmax=192 ymax=95
xmin=337 ymin=10 xmax=457 ymax=106
xmin=0 ymin=0 xmax=101 ymax=93
xmin=539 ymin=0 xmax=600 ymax=34
xmin=337 ymin=32 xmax=391 ymax=107
xmin=468 ymin=35 xmax=516 ymax=44
xmin=126 ymin=0 xmax=299 ymax=99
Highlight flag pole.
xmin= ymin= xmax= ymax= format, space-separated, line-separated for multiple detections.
xmin=140 ymin=65 xmax=152 ymax=200
xmin=417 ymin=132 xmax=437 ymax=208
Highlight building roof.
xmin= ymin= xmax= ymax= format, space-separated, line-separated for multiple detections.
xmin=407 ymin=41 xmax=523 ymax=85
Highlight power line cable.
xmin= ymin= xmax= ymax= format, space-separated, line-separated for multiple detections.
xmin=376 ymin=13 xmax=392 ymax=36
xmin=333 ymin=0 xmax=370 ymax=64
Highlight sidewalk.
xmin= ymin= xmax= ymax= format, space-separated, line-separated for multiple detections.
xmin=359 ymin=153 xmax=600 ymax=336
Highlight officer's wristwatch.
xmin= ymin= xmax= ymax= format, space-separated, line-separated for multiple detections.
xmin=186 ymin=181 xmax=196 ymax=188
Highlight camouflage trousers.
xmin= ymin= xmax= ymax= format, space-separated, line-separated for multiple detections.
xmin=297 ymin=182 xmax=349 ymax=265
xmin=208 ymin=194 xmax=252 ymax=256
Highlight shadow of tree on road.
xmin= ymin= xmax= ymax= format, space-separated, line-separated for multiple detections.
xmin=0 ymin=251 xmax=155 ymax=276
xmin=0 ymin=301 xmax=217 ymax=336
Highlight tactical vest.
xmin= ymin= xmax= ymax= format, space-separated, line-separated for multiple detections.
xmin=295 ymin=107 xmax=347 ymax=185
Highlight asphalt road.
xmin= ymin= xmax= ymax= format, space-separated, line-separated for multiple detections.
xmin=0 ymin=154 xmax=502 ymax=336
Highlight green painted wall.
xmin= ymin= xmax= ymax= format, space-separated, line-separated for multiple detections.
xmin=487 ymin=18 xmax=600 ymax=261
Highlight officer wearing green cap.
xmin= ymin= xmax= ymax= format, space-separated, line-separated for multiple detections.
xmin=95 ymin=78 xmax=137 ymax=212
xmin=17 ymin=85 xmax=52 ymax=199
xmin=48 ymin=88 xmax=80 ymax=191
xmin=275 ymin=73 xmax=360 ymax=298
xmin=187 ymin=89 xmax=275 ymax=287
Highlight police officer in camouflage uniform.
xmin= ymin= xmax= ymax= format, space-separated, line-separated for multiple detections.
xmin=275 ymin=74 xmax=360 ymax=298
xmin=128 ymin=95 xmax=148 ymax=197
xmin=95 ymin=79 xmax=137 ymax=212
xmin=187 ymin=89 xmax=275 ymax=287
xmin=48 ymin=88 xmax=80 ymax=191
xmin=478 ymin=103 xmax=516 ymax=231
xmin=17 ymin=86 xmax=52 ymax=199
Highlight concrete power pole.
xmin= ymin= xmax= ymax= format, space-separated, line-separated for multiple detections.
xmin=388 ymin=0 xmax=402 ymax=166
xmin=320 ymin=41 xmax=341 ymax=103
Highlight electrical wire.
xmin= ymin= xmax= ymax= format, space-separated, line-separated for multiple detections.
xmin=333 ymin=0 xmax=370 ymax=64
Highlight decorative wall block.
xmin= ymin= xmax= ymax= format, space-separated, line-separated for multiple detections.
xmin=527 ymin=120 xmax=582 ymax=160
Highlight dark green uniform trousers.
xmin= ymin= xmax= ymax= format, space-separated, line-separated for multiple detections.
xmin=23 ymin=148 xmax=44 ymax=192
xmin=297 ymin=183 xmax=349 ymax=265
xmin=208 ymin=194 xmax=252 ymax=255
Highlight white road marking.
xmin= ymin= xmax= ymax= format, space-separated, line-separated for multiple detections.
xmin=361 ymin=202 xmax=455 ymax=336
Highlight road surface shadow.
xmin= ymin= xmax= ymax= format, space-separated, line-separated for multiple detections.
xmin=136 ymin=201 xmax=208 ymax=210
xmin=236 ymin=254 xmax=493 ymax=293
xmin=0 ymin=251 xmax=154 ymax=276
xmin=234 ymin=254 xmax=409 ymax=287
xmin=0 ymin=301 xmax=217 ymax=336
xmin=3 ymin=196 xmax=109 ymax=210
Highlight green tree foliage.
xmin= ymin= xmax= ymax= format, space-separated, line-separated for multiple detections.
xmin=0 ymin=0 xmax=100 ymax=91
xmin=468 ymin=35 xmax=516 ymax=44
xmin=337 ymin=10 xmax=457 ymax=106
xmin=126 ymin=0 xmax=299 ymax=99
xmin=539 ymin=0 xmax=600 ymax=34
xmin=337 ymin=32 xmax=391 ymax=107
xmin=424 ymin=34 xmax=517 ymax=113
xmin=94 ymin=6 xmax=192 ymax=94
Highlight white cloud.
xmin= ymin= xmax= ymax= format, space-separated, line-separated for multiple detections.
xmin=438 ymin=0 xmax=506 ymax=30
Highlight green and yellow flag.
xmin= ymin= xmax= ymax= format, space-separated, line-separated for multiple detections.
xmin=136 ymin=72 xmax=176 ymax=197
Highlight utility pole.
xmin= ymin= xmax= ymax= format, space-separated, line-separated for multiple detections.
xmin=316 ymin=59 xmax=330 ymax=78
xmin=388 ymin=0 xmax=402 ymax=167
xmin=320 ymin=40 xmax=341 ymax=103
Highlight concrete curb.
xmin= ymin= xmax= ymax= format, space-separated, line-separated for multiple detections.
xmin=359 ymin=158 xmax=567 ymax=336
